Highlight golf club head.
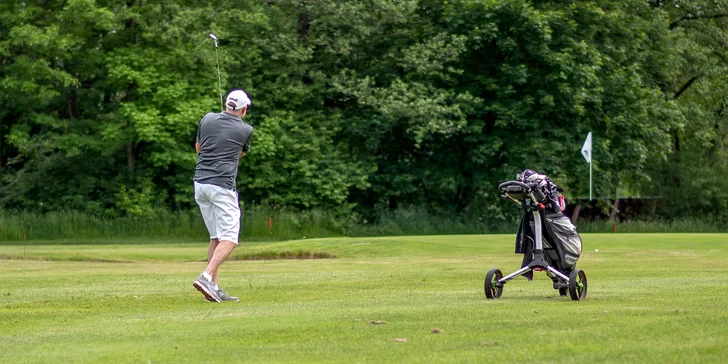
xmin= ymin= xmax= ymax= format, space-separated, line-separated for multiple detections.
xmin=209 ymin=33 xmax=218 ymax=48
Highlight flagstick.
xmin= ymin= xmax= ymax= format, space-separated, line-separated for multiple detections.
xmin=589 ymin=160 xmax=592 ymax=201
xmin=590 ymin=133 xmax=593 ymax=201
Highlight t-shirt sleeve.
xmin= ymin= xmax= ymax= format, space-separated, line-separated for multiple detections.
xmin=196 ymin=114 xmax=209 ymax=142
xmin=242 ymin=127 xmax=254 ymax=153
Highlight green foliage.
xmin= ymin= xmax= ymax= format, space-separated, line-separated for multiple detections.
xmin=113 ymin=178 xmax=158 ymax=217
xmin=0 ymin=205 xmax=348 ymax=242
xmin=1 ymin=0 xmax=728 ymax=223
xmin=239 ymin=110 xmax=370 ymax=209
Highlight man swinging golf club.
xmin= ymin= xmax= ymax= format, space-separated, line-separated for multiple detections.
xmin=192 ymin=89 xmax=254 ymax=302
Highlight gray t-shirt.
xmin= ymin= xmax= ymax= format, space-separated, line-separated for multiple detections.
xmin=194 ymin=112 xmax=254 ymax=190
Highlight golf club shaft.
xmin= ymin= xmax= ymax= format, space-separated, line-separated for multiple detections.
xmin=210 ymin=33 xmax=223 ymax=111
xmin=215 ymin=47 xmax=223 ymax=111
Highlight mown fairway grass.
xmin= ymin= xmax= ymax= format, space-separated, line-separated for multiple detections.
xmin=1 ymin=234 xmax=727 ymax=363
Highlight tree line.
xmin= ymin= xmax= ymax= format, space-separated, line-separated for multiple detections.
xmin=2 ymin=0 xmax=728 ymax=222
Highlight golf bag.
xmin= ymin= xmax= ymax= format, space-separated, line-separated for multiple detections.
xmin=512 ymin=170 xmax=582 ymax=280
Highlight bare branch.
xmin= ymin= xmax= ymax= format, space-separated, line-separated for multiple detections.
xmin=670 ymin=13 xmax=728 ymax=30
xmin=674 ymin=75 xmax=701 ymax=99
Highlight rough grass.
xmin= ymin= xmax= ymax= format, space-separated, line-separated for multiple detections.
xmin=4 ymin=208 xmax=728 ymax=243
xmin=1 ymin=234 xmax=727 ymax=363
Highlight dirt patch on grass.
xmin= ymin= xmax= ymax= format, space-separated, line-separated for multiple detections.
xmin=228 ymin=250 xmax=336 ymax=261
xmin=0 ymin=254 xmax=129 ymax=263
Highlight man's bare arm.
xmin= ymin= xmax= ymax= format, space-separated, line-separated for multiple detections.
xmin=196 ymin=142 xmax=201 ymax=155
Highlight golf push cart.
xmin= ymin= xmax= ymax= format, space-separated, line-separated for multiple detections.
xmin=485 ymin=170 xmax=587 ymax=301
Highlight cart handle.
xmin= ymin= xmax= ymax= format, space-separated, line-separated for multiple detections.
xmin=498 ymin=181 xmax=531 ymax=193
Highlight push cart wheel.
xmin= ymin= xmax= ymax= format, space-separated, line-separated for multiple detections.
xmin=559 ymin=287 xmax=568 ymax=297
xmin=484 ymin=268 xmax=503 ymax=299
xmin=568 ymin=269 xmax=587 ymax=301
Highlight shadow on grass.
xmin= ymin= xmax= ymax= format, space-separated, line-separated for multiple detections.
xmin=0 ymin=254 xmax=130 ymax=263
xmin=228 ymin=250 xmax=336 ymax=261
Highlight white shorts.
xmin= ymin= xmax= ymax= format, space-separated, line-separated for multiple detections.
xmin=194 ymin=181 xmax=240 ymax=244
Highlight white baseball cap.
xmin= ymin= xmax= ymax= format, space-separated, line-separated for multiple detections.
xmin=225 ymin=89 xmax=251 ymax=111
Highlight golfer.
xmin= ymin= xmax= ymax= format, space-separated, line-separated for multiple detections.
xmin=192 ymin=89 xmax=254 ymax=302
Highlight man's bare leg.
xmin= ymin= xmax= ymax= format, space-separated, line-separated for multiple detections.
xmin=206 ymin=238 xmax=220 ymax=283
xmin=204 ymin=240 xmax=236 ymax=280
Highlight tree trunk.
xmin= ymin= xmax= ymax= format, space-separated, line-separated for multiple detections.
xmin=648 ymin=200 xmax=657 ymax=222
xmin=126 ymin=143 xmax=135 ymax=175
xmin=711 ymin=100 xmax=726 ymax=156
xmin=0 ymin=122 xmax=3 ymax=168
xmin=67 ymin=88 xmax=80 ymax=120
xmin=609 ymin=199 xmax=620 ymax=223
xmin=297 ymin=1 xmax=310 ymax=39
xmin=669 ymin=76 xmax=697 ymax=188
xmin=571 ymin=204 xmax=581 ymax=223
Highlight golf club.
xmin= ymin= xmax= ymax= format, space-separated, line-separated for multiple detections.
xmin=209 ymin=33 xmax=223 ymax=111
